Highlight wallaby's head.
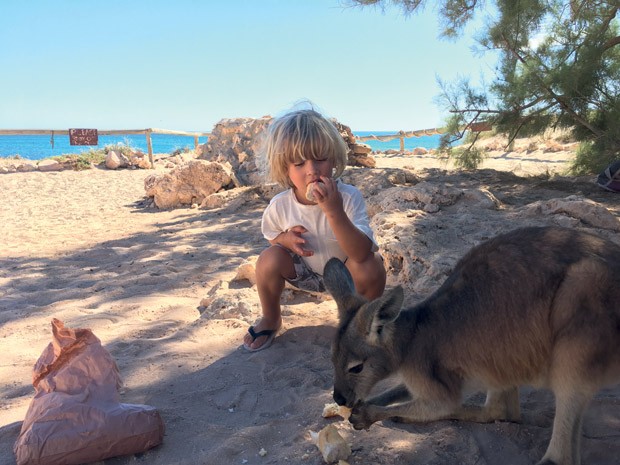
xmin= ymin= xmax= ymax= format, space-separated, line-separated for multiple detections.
xmin=324 ymin=257 xmax=404 ymax=407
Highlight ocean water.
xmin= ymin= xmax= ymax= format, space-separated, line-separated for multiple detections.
xmin=355 ymin=131 xmax=442 ymax=152
xmin=0 ymin=134 xmax=208 ymax=161
xmin=0 ymin=131 xmax=442 ymax=161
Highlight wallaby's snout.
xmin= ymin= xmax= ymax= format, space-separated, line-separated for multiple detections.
xmin=332 ymin=390 xmax=347 ymax=406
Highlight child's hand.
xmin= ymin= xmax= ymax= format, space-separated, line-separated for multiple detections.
xmin=312 ymin=176 xmax=343 ymax=213
xmin=282 ymin=225 xmax=314 ymax=257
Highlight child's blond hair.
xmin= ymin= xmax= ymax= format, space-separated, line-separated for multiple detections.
xmin=262 ymin=109 xmax=348 ymax=188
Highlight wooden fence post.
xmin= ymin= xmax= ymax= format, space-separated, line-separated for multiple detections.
xmin=146 ymin=129 xmax=154 ymax=168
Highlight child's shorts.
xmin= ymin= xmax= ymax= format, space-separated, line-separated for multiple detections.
xmin=280 ymin=247 xmax=326 ymax=293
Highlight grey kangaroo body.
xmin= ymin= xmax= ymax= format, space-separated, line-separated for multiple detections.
xmin=324 ymin=226 xmax=620 ymax=465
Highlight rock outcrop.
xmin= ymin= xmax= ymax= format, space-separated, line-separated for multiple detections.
xmin=105 ymin=150 xmax=151 ymax=170
xmin=333 ymin=120 xmax=376 ymax=168
xmin=37 ymin=159 xmax=65 ymax=172
xmin=198 ymin=117 xmax=272 ymax=186
xmin=144 ymin=160 xmax=239 ymax=209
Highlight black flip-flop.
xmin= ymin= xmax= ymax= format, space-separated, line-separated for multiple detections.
xmin=243 ymin=326 xmax=277 ymax=352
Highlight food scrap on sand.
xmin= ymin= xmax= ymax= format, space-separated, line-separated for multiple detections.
xmin=310 ymin=424 xmax=351 ymax=464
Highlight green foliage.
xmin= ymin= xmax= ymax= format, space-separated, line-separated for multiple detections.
xmin=100 ymin=141 xmax=136 ymax=158
xmin=171 ymin=146 xmax=193 ymax=156
xmin=445 ymin=145 xmax=485 ymax=170
xmin=569 ymin=141 xmax=616 ymax=176
xmin=438 ymin=113 xmax=487 ymax=169
xmin=349 ymin=0 xmax=620 ymax=173
xmin=52 ymin=153 xmax=101 ymax=171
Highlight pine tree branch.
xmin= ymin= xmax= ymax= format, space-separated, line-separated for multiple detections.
xmin=603 ymin=35 xmax=620 ymax=51
xmin=500 ymin=32 xmax=604 ymax=138
xmin=448 ymin=108 xmax=500 ymax=114
xmin=600 ymin=6 xmax=618 ymax=51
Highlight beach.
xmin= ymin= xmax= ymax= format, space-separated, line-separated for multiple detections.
xmin=2 ymin=145 xmax=620 ymax=465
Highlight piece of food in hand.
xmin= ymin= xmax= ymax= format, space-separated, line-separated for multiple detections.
xmin=310 ymin=425 xmax=351 ymax=463
xmin=305 ymin=181 xmax=323 ymax=201
xmin=322 ymin=402 xmax=352 ymax=420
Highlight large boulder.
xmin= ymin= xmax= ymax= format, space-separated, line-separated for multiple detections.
xmin=144 ymin=160 xmax=239 ymax=209
xmin=37 ymin=159 xmax=64 ymax=172
xmin=332 ymin=121 xmax=377 ymax=167
xmin=105 ymin=151 xmax=126 ymax=169
xmin=198 ymin=117 xmax=271 ymax=185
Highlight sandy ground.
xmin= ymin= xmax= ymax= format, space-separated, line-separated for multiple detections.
xmin=1 ymin=146 xmax=620 ymax=465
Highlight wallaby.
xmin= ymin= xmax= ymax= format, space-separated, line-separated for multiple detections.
xmin=324 ymin=226 xmax=620 ymax=465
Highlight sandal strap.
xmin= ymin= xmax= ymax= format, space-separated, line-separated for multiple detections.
xmin=248 ymin=326 xmax=276 ymax=342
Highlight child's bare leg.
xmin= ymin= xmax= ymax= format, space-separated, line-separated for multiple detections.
xmin=243 ymin=245 xmax=295 ymax=350
xmin=346 ymin=252 xmax=386 ymax=300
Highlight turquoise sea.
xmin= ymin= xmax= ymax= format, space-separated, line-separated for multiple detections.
xmin=0 ymin=131 xmax=442 ymax=161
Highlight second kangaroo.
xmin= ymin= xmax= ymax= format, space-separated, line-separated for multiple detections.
xmin=324 ymin=226 xmax=620 ymax=465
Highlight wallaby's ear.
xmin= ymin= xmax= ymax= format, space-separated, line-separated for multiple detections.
xmin=324 ymin=258 xmax=354 ymax=298
xmin=359 ymin=286 xmax=404 ymax=345
xmin=324 ymin=257 xmax=366 ymax=322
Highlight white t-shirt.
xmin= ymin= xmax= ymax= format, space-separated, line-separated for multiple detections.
xmin=261 ymin=181 xmax=378 ymax=275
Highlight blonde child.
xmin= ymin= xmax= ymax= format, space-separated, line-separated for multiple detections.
xmin=243 ymin=108 xmax=386 ymax=351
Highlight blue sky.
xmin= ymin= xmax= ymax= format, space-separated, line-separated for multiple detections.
xmin=0 ymin=0 xmax=497 ymax=132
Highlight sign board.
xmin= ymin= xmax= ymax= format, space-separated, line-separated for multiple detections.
xmin=69 ymin=128 xmax=98 ymax=146
xmin=468 ymin=122 xmax=492 ymax=132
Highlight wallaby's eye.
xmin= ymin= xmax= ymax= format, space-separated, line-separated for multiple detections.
xmin=348 ymin=363 xmax=364 ymax=374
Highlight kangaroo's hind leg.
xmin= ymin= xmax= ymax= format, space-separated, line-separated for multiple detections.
xmin=483 ymin=387 xmax=521 ymax=422
xmin=539 ymin=260 xmax=620 ymax=465
xmin=539 ymin=334 xmax=601 ymax=465
xmin=537 ymin=387 xmax=591 ymax=465
xmin=447 ymin=387 xmax=521 ymax=423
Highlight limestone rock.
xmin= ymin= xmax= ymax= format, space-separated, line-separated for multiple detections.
xmin=129 ymin=152 xmax=151 ymax=169
xmin=105 ymin=149 xmax=151 ymax=170
xmin=519 ymin=196 xmax=620 ymax=231
xmin=351 ymin=155 xmax=376 ymax=168
xmin=37 ymin=159 xmax=64 ymax=172
xmin=333 ymin=120 xmax=377 ymax=169
xmin=144 ymin=160 xmax=236 ymax=209
xmin=198 ymin=282 xmax=259 ymax=322
xmin=232 ymin=255 xmax=258 ymax=285
xmin=198 ymin=117 xmax=271 ymax=186
xmin=16 ymin=162 xmax=38 ymax=172
xmin=201 ymin=186 xmax=259 ymax=210
xmin=105 ymin=151 xmax=124 ymax=169
xmin=351 ymin=143 xmax=372 ymax=154
xmin=374 ymin=182 xmax=464 ymax=214
xmin=341 ymin=167 xmax=418 ymax=200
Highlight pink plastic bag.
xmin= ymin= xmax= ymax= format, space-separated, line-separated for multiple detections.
xmin=14 ymin=319 xmax=164 ymax=465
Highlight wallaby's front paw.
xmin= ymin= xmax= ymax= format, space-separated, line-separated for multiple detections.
xmin=349 ymin=402 xmax=375 ymax=430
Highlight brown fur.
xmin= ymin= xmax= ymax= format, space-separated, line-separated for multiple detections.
xmin=324 ymin=226 xmax=620 ymax=465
